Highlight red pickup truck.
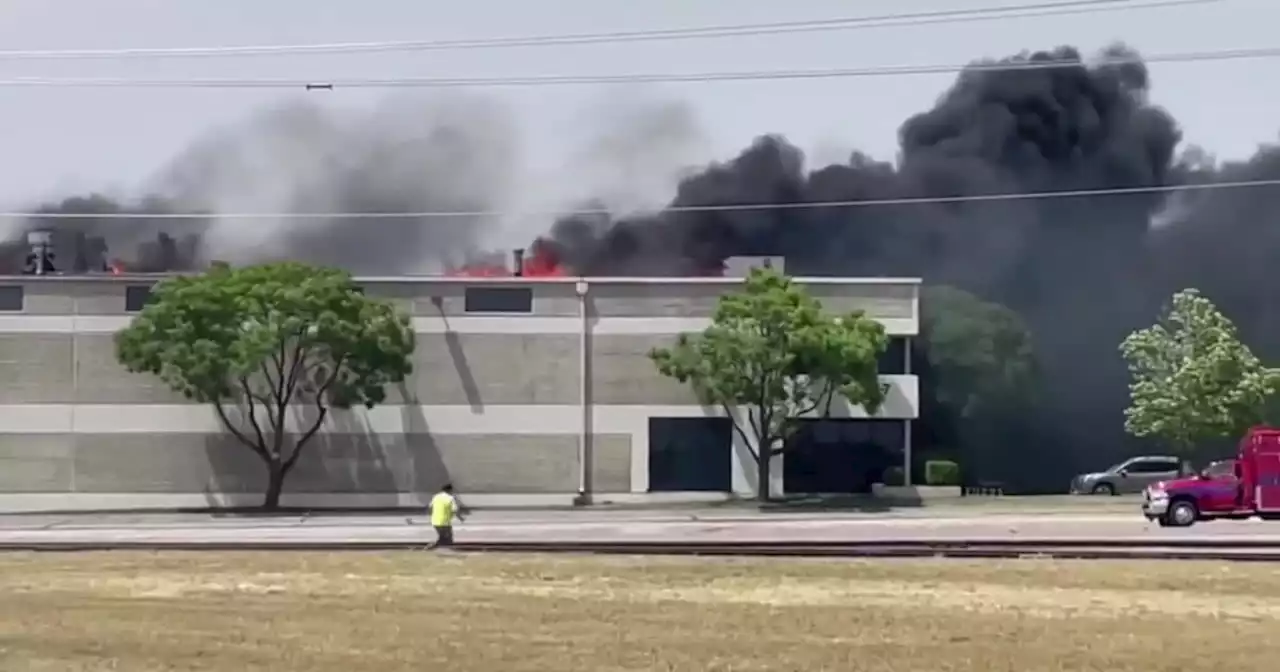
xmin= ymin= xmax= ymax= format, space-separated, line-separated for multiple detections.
xmin=1142 ymin=426 xmax=1280 ymax=527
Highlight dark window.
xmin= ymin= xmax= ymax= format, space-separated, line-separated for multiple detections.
xmin=0 ymin=285 xmax=23 ymax=312
xmin=648 ymin=417 xmax=733 ymax=492
xmin=1204 ymin=460 xmax=1236 ymax=478
xmin=125 ymin=285 xmax=155 ymax=312
xmin=464 ymin=286 xmax=532 ymax=313
xmin=877 ymin=337 xmax=909 ymax=374
xmin=784 ymin=419 xmax=905 ymax=494
xmin=1127 ymin=459 xmax=1179 ymax=474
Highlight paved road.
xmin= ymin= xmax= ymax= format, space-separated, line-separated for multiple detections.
xmin=0 ymin=497 xmax=1146 ymax=529
xmin=3 ymin=510 xmax=1280 ymax=547
xmin=0 ymin=507 xmax=1126 ymax=529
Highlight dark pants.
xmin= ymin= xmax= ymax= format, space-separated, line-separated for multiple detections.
xmin=432 ymin=525 xmax=454 ymax=547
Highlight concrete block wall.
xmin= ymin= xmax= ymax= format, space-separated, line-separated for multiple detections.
xmin=0 ymin=274 xmax=920 ymax=511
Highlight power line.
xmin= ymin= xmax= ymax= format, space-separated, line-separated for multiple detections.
xmin=6 ymin=178 xmax=1277 ymax=221
xmin=2 ymin=45 xmax=1275 ymax=91
xmin=0 ymin=0 xmax=1217 ymax=61
xmin=0 ymin=44 xmax=1272 ymax=90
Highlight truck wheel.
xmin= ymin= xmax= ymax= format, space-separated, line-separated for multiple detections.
xmin=1164 ymin=499 xmax=1199 ymax=528
xmin=1091 ymin=483 xmax=1115 ymax=496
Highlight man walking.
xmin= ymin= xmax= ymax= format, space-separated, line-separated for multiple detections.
xmin=426 ymin=483 xmax=464 ymax=550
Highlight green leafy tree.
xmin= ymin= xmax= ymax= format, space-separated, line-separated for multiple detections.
xmin=1120 ymin=288 xmax=1280 ymax=455
xmin=115 ymin=262 xmax=415 ymax=509
xmin=649 ymin=267 xmax=889 ymax=500
xmin=920 ymin=286 xmax=1037 ymax=419
xmin=917 ymin=286 xmax=1037 ymax=488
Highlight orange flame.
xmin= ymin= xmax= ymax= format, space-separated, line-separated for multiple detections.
xmin=451 ymin=240 xmax=568 ymax=277
xmin=448 ymin=239 xmax=728 ymax=278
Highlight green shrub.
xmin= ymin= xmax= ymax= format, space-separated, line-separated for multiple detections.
xmin=881 ymin=466 xmax=905 ymax=486
xmin=925 ymin=460 xmax=961 ymax=486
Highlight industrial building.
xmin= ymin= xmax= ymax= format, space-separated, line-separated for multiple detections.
xmin=0 ymin=263 xmax=920 ymax=511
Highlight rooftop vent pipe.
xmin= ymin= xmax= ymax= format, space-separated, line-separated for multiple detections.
xmin=512 ymin=248 xmax=525 ymax=277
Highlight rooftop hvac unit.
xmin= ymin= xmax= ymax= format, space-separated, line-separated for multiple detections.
xmin=24 ymin=230 xmax=55 ymax=276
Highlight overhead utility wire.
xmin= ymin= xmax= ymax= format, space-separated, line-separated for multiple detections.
xmin=0 ymin=0 xmax=1219 ymax=60
xmin=7 ymin=178 xmax=1278 ymax=221
xmin=0 ymin=44 xmax=1273 ymax=90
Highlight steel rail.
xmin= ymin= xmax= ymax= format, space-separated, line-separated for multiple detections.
xmin=459 ymin=538 xmax=1280 ymax=549
xmin=4 ymin=538 xmax=1280 ymax=561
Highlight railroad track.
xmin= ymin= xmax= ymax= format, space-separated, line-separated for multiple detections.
xmin=457 ymin=539 xmax=1280 ymax=561
xmin=4 ymin=538 xmax=1280 ymax=561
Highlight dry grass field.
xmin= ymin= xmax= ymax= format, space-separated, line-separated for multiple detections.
xmin=1 ymin=551 xmax=1278 ymax=671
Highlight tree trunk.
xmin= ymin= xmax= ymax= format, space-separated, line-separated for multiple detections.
xmin=756 ymin=450 xmax=772 ymax=502
xmin=263 ymin=460 xmax=287 ymax=511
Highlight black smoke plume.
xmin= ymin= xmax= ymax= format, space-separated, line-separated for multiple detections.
xmin=539 ymin=43 xmax=1274 ymax=484
xmin=10 ymin=43 xmax=1279 ymax=486
xmin=0 ymin=194 xmax=205 ymax=273
xmin=2 ymin=94 xmax=520 ymax=275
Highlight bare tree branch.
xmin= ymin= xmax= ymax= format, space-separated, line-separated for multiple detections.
xmin=283 ymin=355 xmax=346 ymax=475
xmin=301 ymin=355 xmax=330 ymax=391
xmin=213 ymin=401 xmax=268 ymax=461
xmin=282 ymin=338 xmax=309 ymax=403
xmin=259 ymin=361 xmax=282 ymax=413
xmin=269 ymin=380 xmax=289 ymax=458
xmin=821 ymin=383 xmax=837 ymax=416
xmin=726 ymin=404 xmax=759 ymax=462
xmin=238 ymin=375 xmax=271 ymax=460
xmin=797 ymin=379 xmax=836 ymax=417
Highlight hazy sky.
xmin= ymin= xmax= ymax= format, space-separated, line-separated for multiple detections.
xmin=0 ymin=0 xmax=1275 ymax=209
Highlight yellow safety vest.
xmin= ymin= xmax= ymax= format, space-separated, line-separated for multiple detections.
xmin=430 ymin=492 xmax=456 ymax=527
